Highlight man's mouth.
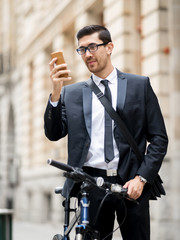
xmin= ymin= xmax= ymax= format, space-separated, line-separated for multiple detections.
xmin=87 ymin=60 xmax=96 ymax=65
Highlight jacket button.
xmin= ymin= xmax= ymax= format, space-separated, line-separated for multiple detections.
xmin=48 ymin=110 xmax=52 ymax=119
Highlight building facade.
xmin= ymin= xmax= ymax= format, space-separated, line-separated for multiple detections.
xmin=0 ymin=0 xmax=179 ymax=239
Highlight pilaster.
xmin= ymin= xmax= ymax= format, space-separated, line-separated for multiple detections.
xmin=103 ymin=0 xmax=141 ymax=74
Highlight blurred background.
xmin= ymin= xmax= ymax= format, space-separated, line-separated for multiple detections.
xmin=0 ymin=0 xmax=179 ymax=239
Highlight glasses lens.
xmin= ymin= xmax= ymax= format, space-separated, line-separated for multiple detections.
xmin=77 ymin=47 xmax=85 ymax=55
xmin=89 ymin=44 xmax=98 ymax=52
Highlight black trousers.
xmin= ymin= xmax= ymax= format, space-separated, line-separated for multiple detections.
xmin=83 ymin=167 xmax=151 ymax=240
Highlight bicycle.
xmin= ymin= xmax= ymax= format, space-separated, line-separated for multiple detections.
xmin=47 ymin=159 xmax=138 ymax=240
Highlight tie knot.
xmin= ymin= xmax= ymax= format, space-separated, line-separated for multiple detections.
xmin=101 ymin=79 xmax=109 ymax=87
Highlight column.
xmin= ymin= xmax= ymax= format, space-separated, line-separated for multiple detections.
xmin=103 ymin=0 xmax=141 ymax=74
xmin=141 ymin=0 xmax=171 ymax=239
xmin=168 ymin=0 xmax=180 ymax=238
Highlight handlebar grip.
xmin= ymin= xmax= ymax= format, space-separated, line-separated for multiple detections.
xmin=47 ymin=159 xmax=74 ymax=172
xmin=47 ymin=159 xmax=96 ymax=184
xmin=110 ymin=184 xmax=128 ymax=194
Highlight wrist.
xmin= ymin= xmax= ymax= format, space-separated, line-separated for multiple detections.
xmin=51 ymin=92 xmax=61 ymax=102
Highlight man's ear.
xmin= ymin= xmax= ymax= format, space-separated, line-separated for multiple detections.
xmin=106 ymin=42 xmax=114 ymax=55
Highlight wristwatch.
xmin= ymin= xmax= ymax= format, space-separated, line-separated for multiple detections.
xmin=138 ymin=175 xmax=147 ymax=184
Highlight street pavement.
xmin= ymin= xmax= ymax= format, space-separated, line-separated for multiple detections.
xmin=13 ymin=220 xmax=61 ymax=240
xmin=13 ymin=219 xmax=121 ymax=240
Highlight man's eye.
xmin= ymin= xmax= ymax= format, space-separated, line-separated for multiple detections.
xmin=80 ymin=48 xmax=85 ymax=52
xmin=89 ymin=45 xmax=96 ymax=50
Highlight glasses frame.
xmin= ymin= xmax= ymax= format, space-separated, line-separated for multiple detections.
xmin=76 ymin=42 xmax=109 ymax=55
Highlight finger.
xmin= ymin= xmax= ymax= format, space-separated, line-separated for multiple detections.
xmin=50 ymin=68 xmax=70 ymax=82
xmin=127 ymin=187 xmax=132 ymax=197
xmin=123 ymin=181 xmax=130 ymax=188
xmin=50 ymin=69 xmax=70 ymax=80
xmin=53 ymin=77 xmax=72 ymax=82
xmin=50 ymin=64 xmax=69 ymax=78
xmin=129 ymin=187 xmax=142 ymax=200
xmin=132 ymin=193 xmax=141 ymax=200
xmin=128 ymin=190 xmax=136 ymax=200
xmin=54 ymin=69 xmax=71 ymax=78
xmin=55 ymin=63 xmax=68 ymax=70
xmin=49 ymin=58 xmax=57 ymax=71
xmin=127 ymin=184 xmax=136 ymax=197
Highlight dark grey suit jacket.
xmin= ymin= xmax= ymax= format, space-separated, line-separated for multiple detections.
xmin=44 ymin=69 xmax=168 ymax=197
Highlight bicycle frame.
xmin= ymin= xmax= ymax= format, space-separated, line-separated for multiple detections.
xmin=48 ymin=159 xmax=137 ymax=240
xmin=52 ymin=187 xmax=71 ymax=240
xmin=75 ymin=182 xmax=100 ymax=240
xmin=63 ymin=197 xmax=70 ymax=240
xmin=54 ymin=182 xmax=100 ymax=240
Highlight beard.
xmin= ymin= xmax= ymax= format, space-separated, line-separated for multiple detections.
xmin=85 ymin=57 xmax=106 ymax=75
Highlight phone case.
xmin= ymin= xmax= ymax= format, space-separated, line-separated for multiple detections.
xmin=51 ymin=51 xmax=68 ymax=78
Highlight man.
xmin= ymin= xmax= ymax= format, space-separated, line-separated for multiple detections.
xmin=44 ymin=25 xmax=168 ymax=240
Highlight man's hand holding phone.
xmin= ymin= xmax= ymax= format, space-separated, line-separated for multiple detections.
xmin=49 ymin=51 xmax=72 ymax=102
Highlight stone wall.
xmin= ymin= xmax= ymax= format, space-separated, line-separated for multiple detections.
xmin=0 ymin=0 xmax=179 ymax=239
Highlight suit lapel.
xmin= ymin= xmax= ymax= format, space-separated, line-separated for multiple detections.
xmin=82 ymin=70 xmax=127 ymax=137
xmin=116 ymin=69 xmax=127 ymax=112
xmin=83 ymin=84 xmax=92 ymax=137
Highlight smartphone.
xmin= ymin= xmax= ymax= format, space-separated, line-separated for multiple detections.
xmin=51 ymin=51 xmax=68 ymax=78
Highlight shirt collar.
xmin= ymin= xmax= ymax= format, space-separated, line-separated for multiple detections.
xmin=92 ymin=67 xmax=117 ymax=86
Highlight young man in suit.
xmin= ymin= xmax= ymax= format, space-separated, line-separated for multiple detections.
xmin=44 ymin=25 xmax=168 ymax=240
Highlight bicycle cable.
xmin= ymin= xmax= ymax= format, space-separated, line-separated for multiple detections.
xmin=102 ymin=198 xmax=127 ymax=240
xmin=93 ymin=192 xmax=128 ymax=240
xmin=92 ymin=191 xmax=110 ymax=226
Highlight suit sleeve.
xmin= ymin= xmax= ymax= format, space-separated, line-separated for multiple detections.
xmin=136 ymin=78 xmax=168 ymax=183
xmin=44 ymin=87 xmax=68 ymax=141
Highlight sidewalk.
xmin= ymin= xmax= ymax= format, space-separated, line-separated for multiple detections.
xmin=13 ymin=220 xmax=61 ymax=240
xmin=13 ymin=219 xmax=121 ymax=240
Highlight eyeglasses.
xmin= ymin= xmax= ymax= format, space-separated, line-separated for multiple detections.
xmin=76 ymin=42 xmax=109 ymax=55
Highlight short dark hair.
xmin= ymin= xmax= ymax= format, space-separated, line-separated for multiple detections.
xmin=76 ymin=25 xmax=112 ymax=43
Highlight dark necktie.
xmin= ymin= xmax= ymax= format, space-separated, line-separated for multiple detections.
xmin=101 ymin=80 xmax=114 ymax=163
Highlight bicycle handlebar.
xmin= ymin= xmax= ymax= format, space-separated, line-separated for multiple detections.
xmin=48 ymin=158 xmax=96 ymax=183
xmin=47 ymin=159 xmax=74 ymax=172
xmin=47 ymin=159 xmax=138 ymax=203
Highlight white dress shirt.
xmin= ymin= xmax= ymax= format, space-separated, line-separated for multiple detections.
xmin=84 ymin=67 xmax=119 ymax=170
xmin=50 ymin=67 xmax=119 ymax=170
